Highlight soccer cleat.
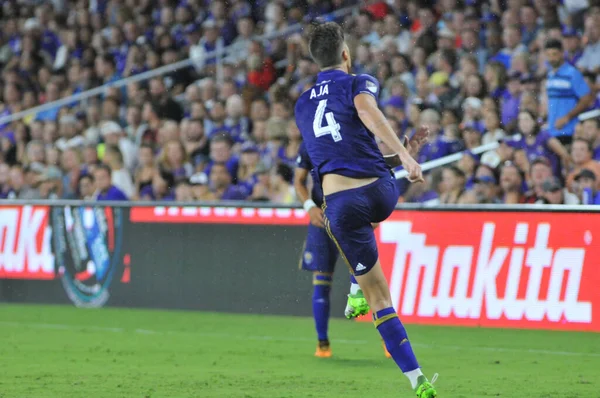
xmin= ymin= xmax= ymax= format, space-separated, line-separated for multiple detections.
xmin=382 ymin=341 xmax=391 ymax=358
xmin=415 ymin=374 xmax=438 ymax=398
xmin=315 ymin=340 xmax=332 ymax=358
xmin=344 ymin=291 xmax=370 ymax=319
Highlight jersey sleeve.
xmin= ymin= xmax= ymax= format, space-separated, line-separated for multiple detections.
xmin=572 ymin=69 xmax=591 ymax=99
xmin=296 ymin=142 xmax=312 ymax=170
xmin=352 ymin=74 xmax=381 ymax=100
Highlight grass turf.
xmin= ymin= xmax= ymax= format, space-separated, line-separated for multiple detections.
xmin=0 ymin=304 xmax=598 ymax=398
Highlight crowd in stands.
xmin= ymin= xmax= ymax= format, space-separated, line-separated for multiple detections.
xmin=0 ymin=0 xmax=599 ymax=205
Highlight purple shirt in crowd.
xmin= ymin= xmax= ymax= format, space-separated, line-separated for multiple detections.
xmin=508 ymin=130 xmax=561 ymax=176
xmin=501 ymin=93 xmax=521 ymax=127
xmin=219 ymin=184 xmax=249 ymax=201
xmin=96 ymin=186 xmax=128 ymax=201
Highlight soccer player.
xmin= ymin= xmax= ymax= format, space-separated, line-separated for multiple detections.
xmin=294 ymin=22 xmax=438 ymax=397
xmin=295 ymin=130 xmax=427 ymax=359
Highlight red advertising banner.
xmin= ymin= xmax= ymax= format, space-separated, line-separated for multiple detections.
xmin=0 ymin=206 xmax=55 ymax=280
xmin=371 ymin=210 xmax=600 ymax=332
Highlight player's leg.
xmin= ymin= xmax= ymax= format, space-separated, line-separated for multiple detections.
xmin=312 ymin=271 xmax=333 ymax=357
xmin=324 ymin=179 xmax=437 ymax=396
xmin=344 ymin=222 xmax=379 ymax=319
xmin=301 ymin=224 xmax=337 ymax=357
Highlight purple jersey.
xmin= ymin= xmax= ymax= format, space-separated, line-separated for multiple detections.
xmin=509 ymin=130 xmax=561 ymax=176
xmin=294 ymin=71 xmax=390 ymax=182
xmin=417 ymin=136 xmax=464 ymax=163
xmin=296 ymin=142 xmax=324 ymax=207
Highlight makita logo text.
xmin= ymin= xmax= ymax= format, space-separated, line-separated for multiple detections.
xmin=381 ymin=221 xmax=592 ymax=324
xmin=0 ymin=206 xmax=55 ymax=278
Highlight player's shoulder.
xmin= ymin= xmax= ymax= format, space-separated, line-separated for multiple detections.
xmin=351 ymin=73 xmax=380 ymax=97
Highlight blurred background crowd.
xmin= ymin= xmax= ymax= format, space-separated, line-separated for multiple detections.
xmin=0 ymin=0 xmax=599 ymax=205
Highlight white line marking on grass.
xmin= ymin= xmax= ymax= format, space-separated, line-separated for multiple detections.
xmin=1 ymin=321 xmax=599 ymax=358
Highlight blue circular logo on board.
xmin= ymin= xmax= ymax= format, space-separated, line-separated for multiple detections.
xmin=51 ymin=206 xmax=124 ymax=308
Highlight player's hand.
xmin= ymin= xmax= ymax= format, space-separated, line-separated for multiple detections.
xmin=406 ymin=126 xmax=429 ymax=158
xmin=555 ymin=116 xmax=570 ymax=130
xmin=403 ymin=156 xmax=424 ymax=183
xmin=308 ymin=207 xmax=325 ymax=228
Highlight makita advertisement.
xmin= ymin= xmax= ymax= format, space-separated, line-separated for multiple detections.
xmin=1 ymin=204 xmax=598 ymax=331
xmin=373 ymin=211 xmax=600 ymax=332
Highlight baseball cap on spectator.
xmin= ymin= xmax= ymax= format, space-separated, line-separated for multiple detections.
xmin=531 ymin=156 xmax=552 ymax=168
xmin=24 ymin=18 xmax=40 ymax=31
xmin=462 ymin=97 xmax=482 ymax=111
xmin=429 ymin=72 xmax=449 ymax=87
xmin=507 ymin=71 xmax=522 ymax=82
xmin=542 ymin=177 xmax=562 ymax=193
xmin=27 ymin=162 xmax=46 ymax=175
xmin=39 ymin=166 xmax=63 ymax=182
xmin=185 ymin=23 xmax=199 ymax=34
xmin=383 ymin=96 xmax=406 ymax=110
xmin=562 ymin=27 xmax=579 ymax=37
xmin=59 ymin=115 xmax=77 ymax=125
xmin=575 ymin=169 xmax=596 ymax=181
xmin=520 ymin=73 xmax=537 ymax=84
xmin=101 ymin=121 xmax=123 ymax=137
xmin=241 ymin=142 xmax=259 ymax=153
xmin=202 ymin=20 xmax=217 ymax=30
xmin=437 ymin=27 xmax=455 ymax=40
xmin=481 ymin=12 xmax=499 ymax=23
xmin=189 ymin=172 xmax=209 ymax=186
xmin=474 ymin=175 xmax=497 ymax=185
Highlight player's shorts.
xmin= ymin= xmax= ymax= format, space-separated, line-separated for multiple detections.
xmin=300 ymin=223 xmax=339 ymax=273
xmin=322 ymin=175 xmax=398 ymax=276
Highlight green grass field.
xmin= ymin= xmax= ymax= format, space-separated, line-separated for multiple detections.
xmin=0 ymin=305 xmax=598 ymax=398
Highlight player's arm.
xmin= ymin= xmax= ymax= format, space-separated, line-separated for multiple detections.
xmin=294 ymin=166 xmax=325 ymax=228
xmin=354 ymin=93 xmax=424 ymax=182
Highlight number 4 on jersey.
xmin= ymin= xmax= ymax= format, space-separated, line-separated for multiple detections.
xmin=313 ymin=100 xmax=342 ymax=142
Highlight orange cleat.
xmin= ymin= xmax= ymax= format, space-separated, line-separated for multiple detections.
xmin=382 ymin=341 xmax=391 ymax=358
xmin=315 ymin=340 xmax=332 ymax=358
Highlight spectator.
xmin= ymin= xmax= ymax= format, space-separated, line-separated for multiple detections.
xmin=206 ymin=134 xmax=239 ymax=182
xmin=574 ymin=169 xmax=600 ymax=204
xmin=269 ymin=163 xmax=295 ymax=204
xmin=93 ymin=164 xmax=128 ymax=201
xmin=563 ymin=27 xmax=583 ymax=66
xmin=536 ymin=176 xmax=580 ymax=204
xmin=578 ymin=118 xmax=600 ymax=160
xmin=509 ymin=110 xmax=570 ymax=177
xmin=55 ymin=115 xmax=85 ymax=151
xmin=566 ymin=138 xmax=600 ymax=191
xmin=78 ymin=174 xmax=95 ymax=200
xmin=439 ymin=166 xmax=468 ymax=204
xmin=499 ymin=161 xmax=528 ymax=204
xmin=501 ymin=72 xmax=522 ymax=130
xmin=100 ymin=121 xmax=136 ymax=172
xmin=134 ymin=144 xmax=155 ymax=196
xmin=189 ymin=172 xmax=215 ymax=201
xmin=37 ymin=166 xmax=62 ymax=200
xmin=576 ymin=15 xmax=600 ymax=74
xmin=209 ymin=162 xmax=248 ymax=201
xmin=104 ymin=145 xmax=135 ymax=199
xmin=471 ymin=175 xmax=501 ymax=204
xmin=60 ymin=148 xmax=82 ymax=199
xmin=7 ymin=164 xmax=39 ymax=200
xmin=545 ymin=39 xmax=594 ymax=141
xmin=174 ymin=180 xmax=194 ymax=202
xmin=139 ymin=169 xmax=175 ymax=201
